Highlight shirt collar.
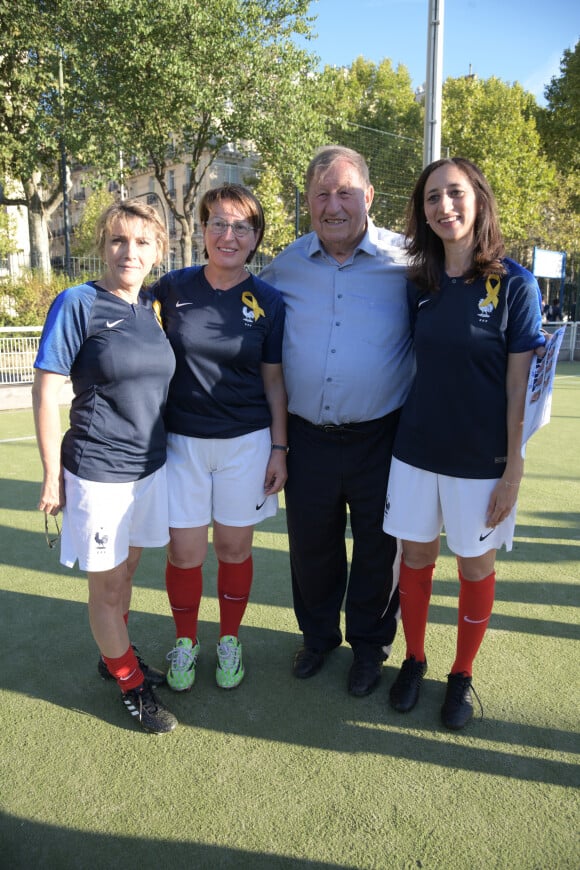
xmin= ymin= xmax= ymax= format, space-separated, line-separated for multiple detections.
xmin=307 ymin=218 xmax=377 ymax=262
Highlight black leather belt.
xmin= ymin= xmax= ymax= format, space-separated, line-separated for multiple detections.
xmin=290 ymin=414 xmax=388 ymax=433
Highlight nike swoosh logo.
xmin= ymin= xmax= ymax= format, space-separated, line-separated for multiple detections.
xmin=479 ymin=529 xmax=495 ymax=541
xmin=418 ymin=298 xmax=431 ymax=308
xmin=117 ymin=667 xmax=139 ymax=682
xmin=256 ymin=499 xmax=267 ymax=510
xmin=106 ymin=319 xmax=124 ymax=328
xmin=464 ymin=615 xmax=490 ymax=624
xmin=175 ymin=301 xmax=193 ymax=307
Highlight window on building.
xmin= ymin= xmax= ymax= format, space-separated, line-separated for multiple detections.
xmin=223 ymin=163 xmax=239 ymax=184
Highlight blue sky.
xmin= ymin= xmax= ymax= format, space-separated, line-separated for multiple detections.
xmin=301 ymin=0 xmax=579 ymax=105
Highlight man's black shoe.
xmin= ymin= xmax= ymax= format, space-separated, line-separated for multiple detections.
xmin=389 ymin=656 xmax=427 ymax=712
xmin=348 ymin=657 xmax=382 ymax=697
xmin=292 ymin=647 xmax=325 ymax=679
xmin=98 ymin=644 xmax=166 ymax=687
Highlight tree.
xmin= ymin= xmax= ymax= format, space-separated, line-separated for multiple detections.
xmin=441 ymin=76 xmax=555 ymax=253
xmin=0 ymin=1 xmax=69 ymax=274
xmin=0 ymin=208 xmax=18 ymax=259
xmin=254 ymin=163 xmax=297 ymax=257
xmin=1 ymin=1 xmax=324 ymax=272
xmin=71 ymin=185 xmax=115 ymax=257
xmin=541 ymin=40 xmax=580 ymax=177
xmin=537 ymin=41 xmax=580 ymax=278
xmin=316 ymin=57 xmax=423 ymax=229
xmin=67 ymin=0 xmax=324 ymax=266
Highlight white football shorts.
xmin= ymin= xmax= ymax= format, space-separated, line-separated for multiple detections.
xmin=383 ymin=458 xmax=517 ymax=558
xmin=60 ymin=466 xmax=170 ymax=572
xmin=166 ymin=428 xmax=278 ymax=528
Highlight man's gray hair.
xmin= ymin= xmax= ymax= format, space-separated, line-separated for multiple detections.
xmin=305 ymin=146 xmax=371 ymax=194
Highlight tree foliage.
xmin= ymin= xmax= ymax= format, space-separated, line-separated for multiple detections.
xmin=541 ymin=40 xmax=580 ymax=176
xmin=537 ymin=40 xmax=580 ymax=271
xmin=71 ymin=186 xmax=115 ymax=257
xmin=66 ymin=0 xmax=325 ymax=265
xmin=254 ymin=163 xmax=297 ymax=257
xmin=1 ymin=1 xmax=577 ymax=286
xmin=0 ymin=0 xmax=324 ymax=269
xmin=0 ymin=209 xmax=18 ymax=259
xmin=316 ymin=58 xmax=423 ymax=229
xmin=0 ymin=271 xmax=77 ymax=327
xmin=0 ymin=0 xmax=70 ymax=273
xmin=441 ymin=76 xmax=555 ymax=253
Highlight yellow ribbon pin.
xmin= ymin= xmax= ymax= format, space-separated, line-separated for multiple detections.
xmin=152 ymin=299 xmax=163 ymax=328
xmin=480 ymin=275 xmax=501 ymax=309
xmin=241 ymin=291 xmax=265 ymax=322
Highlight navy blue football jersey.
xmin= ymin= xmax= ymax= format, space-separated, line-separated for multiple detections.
xmin=154 ymin=266 xmax=285 ymax=438
xmin=35 ymin=282 xmax=176 ymax=482
xmin=393 ymin=259 xmax=544 ymax=478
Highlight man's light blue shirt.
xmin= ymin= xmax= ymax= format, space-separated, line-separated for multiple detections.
xmin=261 ymin=220 xmax=415 ymax=425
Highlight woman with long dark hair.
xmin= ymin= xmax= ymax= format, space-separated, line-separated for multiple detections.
xmin=383 ymin=158 xmax=544 ymax=729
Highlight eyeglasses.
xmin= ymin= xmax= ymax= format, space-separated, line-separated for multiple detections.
xmin=44 ymin=513 xmax=61 ymax=549
xmin=204 ymin=218 xmax=255 ymax=239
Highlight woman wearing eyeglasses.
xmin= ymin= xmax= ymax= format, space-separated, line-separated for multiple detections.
xmin=32 ymin=200 xmax=178 ymax=734
xmin=153 ymin=184 xmax=287 ymax=693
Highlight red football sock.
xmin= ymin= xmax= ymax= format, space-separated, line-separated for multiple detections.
xmin=451 ymin=570 xmax=496 ymax=677
xmin=165 ymin=561 xmax=202 ymax=641
xmin=102 ymin=645 xmax=144 ymax=693
xmin=399 ymin=558 xmax=435 ymax=661
xmin=218 ymin=556 xmax=253 ymax=638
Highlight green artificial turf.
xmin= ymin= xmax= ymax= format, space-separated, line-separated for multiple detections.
xmin=0 ymin=366 xmax=578 ymax=869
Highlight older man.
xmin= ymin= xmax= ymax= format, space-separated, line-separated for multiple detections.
xmin=261 ymin=146 xmax=414 ymax=696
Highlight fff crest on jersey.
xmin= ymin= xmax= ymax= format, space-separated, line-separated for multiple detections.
xmin=241 ymin=291 xmax=265 ymax=327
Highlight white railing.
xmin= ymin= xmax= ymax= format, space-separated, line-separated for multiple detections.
xmin=0 ymin=327 xmax=43 ymax=384
xmin=0 ymin=322 xmax=578 ymax=387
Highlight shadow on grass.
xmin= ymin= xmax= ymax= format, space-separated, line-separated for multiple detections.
xmin=4 ymin=522 xmax=579 ymax=644
xmin=421 ymin=602 xmax=579 ymax=640
xmin=1 ymin=590 xmax=578 ymax=790
xmin=433 ymin=577 xmax=578 ymax=608
xmin=2 ymin=515 xmax=578 ymax=639
xmin=0 ymin=477 xmax=41 ymax=512
xmin=0 ymin=810 xmax=356 ymax=870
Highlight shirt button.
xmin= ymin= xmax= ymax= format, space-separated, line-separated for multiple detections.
xmin=337 ymin=294 xmax=343 ymax=298
xmin=336 ymin=322 xmax=341 ymax=326
xmin=326 ymin=377 xmax=332 ymax=382
xmin=331 ymin=349 xmax=336 ymax=353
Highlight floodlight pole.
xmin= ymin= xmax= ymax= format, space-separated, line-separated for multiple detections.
xmin=423 ymin=0 xmax=445 ymax=167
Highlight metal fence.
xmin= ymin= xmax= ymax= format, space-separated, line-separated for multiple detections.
xmin=1 ymin=322 xmax=578 ymax=387
xmin=0 ymin=326 xmax=43 ymax=384
xmin=1 ymin=250 xmax=274 ymax=281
